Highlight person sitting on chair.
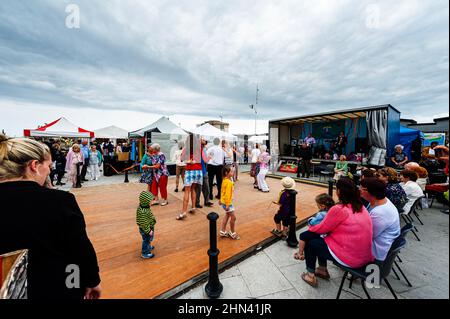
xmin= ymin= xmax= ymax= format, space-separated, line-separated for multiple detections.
xmin=391 ymin=144 xmax=408 ymax=169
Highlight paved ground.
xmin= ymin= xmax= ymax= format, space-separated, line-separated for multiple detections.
xmin=178 ymin=202 xmax=449 ymax=299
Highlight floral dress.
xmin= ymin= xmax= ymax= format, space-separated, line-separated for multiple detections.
xmin=151 ymin=152 xmax=169 ymax=183
xmin=140 ymin=153 xmax=154 ymax=185
xmin=386 ymin=182 xmax=408 ymax=210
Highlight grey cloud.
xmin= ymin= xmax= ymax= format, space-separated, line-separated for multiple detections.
xmin=0 ymin=0 xmax=448 ymax=123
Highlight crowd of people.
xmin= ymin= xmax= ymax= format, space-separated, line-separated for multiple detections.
xmin=136 ymin=136 xmax=274 ymax=257
xmin=1 ymin=131 xmax=448 ymax=299
xmin=284 ymin=164 xmax=441 ymax=287
xmin=40 ymin=138 xmax=129 ymax=188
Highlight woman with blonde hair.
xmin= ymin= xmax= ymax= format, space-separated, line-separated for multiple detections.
xmin=0 ymin=134 xmax=101 ymax=299
xmin=66 ymin=143 xmax=83 ymax=188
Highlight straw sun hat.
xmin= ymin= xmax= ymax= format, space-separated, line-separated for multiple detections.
xmin=281 ymin=177 xmax=296 ymax=190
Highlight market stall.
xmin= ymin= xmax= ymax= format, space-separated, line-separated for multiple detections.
xmin=94 ymin=125 xmax=131 ymax=176
xmin=129 ymin=117 xmax=187 ymax=174
xmin=23 ymin=117 xmax=94 ymax=139
xmin=94 ymin=125 xmax=129 ymax=140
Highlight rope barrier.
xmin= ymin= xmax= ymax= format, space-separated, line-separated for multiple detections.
xmin=105 ymin=163 xmax=139 ymax=175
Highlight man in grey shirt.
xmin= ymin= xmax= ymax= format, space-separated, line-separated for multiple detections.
xmin=360 ymin=177 xmax=400 ymax=262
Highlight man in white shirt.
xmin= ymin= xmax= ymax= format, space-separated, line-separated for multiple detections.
xmin=250 ymin=144 xmax=261 ymax=187
xmin=400 ymin=169 xmax=424 ymax=214
xmin=360 ymin=178 xmax=400 ymax=262
xmin=206 ymin=138 xmax=225 ymax=200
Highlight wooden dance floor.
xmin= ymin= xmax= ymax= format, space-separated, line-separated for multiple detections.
xmin=73 ymin=173 xmax=327 ymax=299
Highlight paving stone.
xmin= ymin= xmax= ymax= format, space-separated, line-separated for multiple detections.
xmin=264 ymin=240 xmax=300 ymax=268
xmin=257 ymin=288 xmax=302 ymax=299
xmin=279 ymin=264 xmax=341 ymax=299
xmin=220 ymin=266 xmax=241 ymax=279
xmin=237 ymin=252 xmax=293 ymax=298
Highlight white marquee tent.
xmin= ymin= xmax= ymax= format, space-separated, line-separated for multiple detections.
xmin=94 ymin=125 xmax=129 ymax=139
xmin=248 ymin=135 xmax=269 ymax=143
xmin=129 ymin=117 xmax=187 ymax=138
xmin=191 ymin=123 xmax=237 ymax=141
xmin=23 ymin=117 xmax=94 ymax=138
xmin=129 ymin=117 xmax=188 ymax=163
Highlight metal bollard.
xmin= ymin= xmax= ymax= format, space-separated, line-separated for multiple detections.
xmin=286 ymin=189 xmax=299 ymax=247
xmin=124 ymin=170 xmax=129 ymax=183
xmin=328 ymin=180 xmax=334 ymax=197
xmin=205 ymin=212 xmax=223 ymax=298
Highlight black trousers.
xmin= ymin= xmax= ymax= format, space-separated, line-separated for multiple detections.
xmin=297 ymin=159 xmax=311 ymax=178
xmin=304 ymin=237 xmax=336 ymax=273
xmin=207 ymin=164 xmax=223 ymax=200
xmin=80 ymin=159 xmax=89 ymax=180
xmin=50 ymin=169 xmax=65 ymax=184
xmin=196 ymin=173 xmax=210 ymax=205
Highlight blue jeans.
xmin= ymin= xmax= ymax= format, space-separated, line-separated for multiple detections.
xmin=139 ymin=228 xmax=154 ymax=255
xmin=304 ymin=237 xmax=336 ymax=273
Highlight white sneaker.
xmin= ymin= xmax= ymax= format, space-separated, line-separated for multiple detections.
xmin=95 ymin=177 xmax=98 ymax=181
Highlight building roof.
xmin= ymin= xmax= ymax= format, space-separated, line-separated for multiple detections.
xmin=400 ymin=118 xmax=417 ymax=124
xmin=270 ymin=104 xmax=398 ymax=124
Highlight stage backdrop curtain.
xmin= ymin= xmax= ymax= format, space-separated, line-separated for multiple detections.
xmin=366 ymin=109 xmax=387 ymax=167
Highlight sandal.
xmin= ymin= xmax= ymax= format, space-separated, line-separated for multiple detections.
xmin=176 ymin=213 xmax=187 ymax=220
xmin=271 ymin=229 xmax=283 ymax=237
xmin=219 ymin=230 xmax=229 ymax=238
xmin=228 ymin=232 xmax=240 ymax=240
xmin=314 ymin=268 xmax=331 ymax=280
xmin=294 ymin=252 xmax=305 ymax=261
xmin=188 ymin=208 xmax=196 ymax=214
xmin=301 ymin=272 xmax=318 ymax=288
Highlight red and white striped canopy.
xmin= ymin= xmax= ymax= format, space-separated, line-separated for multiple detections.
xmin=24 ymin=117 xmax=94 ymax=138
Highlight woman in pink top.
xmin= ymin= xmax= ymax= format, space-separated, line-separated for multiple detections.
xmin=301 ymin=178 xmax=374 ymax=287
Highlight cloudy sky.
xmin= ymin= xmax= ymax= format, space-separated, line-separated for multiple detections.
xmin=0 ymin=0 xmax=448 ymax=136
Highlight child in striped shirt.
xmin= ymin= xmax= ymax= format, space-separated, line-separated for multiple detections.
xmin=136 ymin=191 xmax=157 ymax=259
